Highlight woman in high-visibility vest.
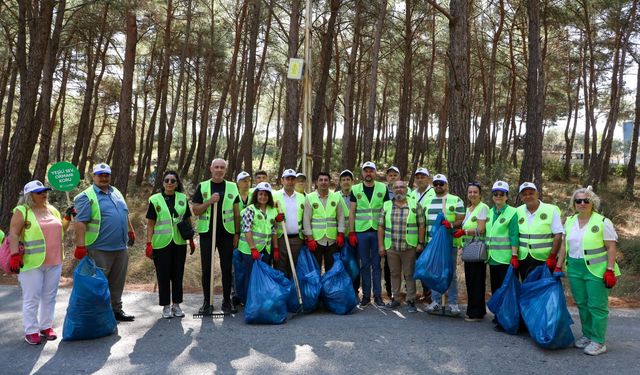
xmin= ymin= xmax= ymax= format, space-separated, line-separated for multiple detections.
xmin=145 ymin=171 xmax=194 ymax=319
xmin=8 ymin=180 xmax=73 ymax=345
xmin=556 ymin=186 xmax=621 ymax=356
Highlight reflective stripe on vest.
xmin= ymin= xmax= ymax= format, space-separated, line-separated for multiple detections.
xmin=74 ymin=185 xmax=124 ymax=246
xmin=13 ymin=205 xmax=63 ymax=272
xmin=383 ymin=199 xmax=419 ymax=249
xmin=516 ymin=202 xmax=559 ymax=261
xmin=565 ymin=213 xmax=621 ymax=278
xmin=196 ymin=180 xmax=239 ymax=234
xmin=237 ymin=205 xmax=277 ymax=254
xmin=486 ymin=205 xmax=517 ymax=264
xmin=352 ymin=182 xmax=386 ymax=232
xmin=150 ymin=192 xmax=188 ymax=249
xmin=461 ymin=202 xmax=489 ymax=245
xmin=307 ymin=191 xmax=341 ymax=240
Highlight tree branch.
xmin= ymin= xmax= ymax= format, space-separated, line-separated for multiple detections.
xmin=425 ymin=0 xmax=453 ymax=22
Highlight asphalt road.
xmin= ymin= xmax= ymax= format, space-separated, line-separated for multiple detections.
xmin=0 ymin=285 xmax=639 ymax=375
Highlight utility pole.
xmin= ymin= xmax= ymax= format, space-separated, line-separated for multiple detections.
xmin=302 ymin=0 xmax=313 ymax=191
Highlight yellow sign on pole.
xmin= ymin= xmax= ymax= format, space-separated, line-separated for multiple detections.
xmin=287 ymin=58 xmax=304 ymax=80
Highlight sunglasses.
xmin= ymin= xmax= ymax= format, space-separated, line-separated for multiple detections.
xmin=433 ymin=182 xmax=445 ymax=187
xmin=164 ymin=178 xmax=177 ymax=183
xmin=574 ymin=198 xmax=591 ymax=204
xmin=492 ymin=191 xmax=506 ymax=197
xmin=468 ymin=182 xmax=481 ymax=187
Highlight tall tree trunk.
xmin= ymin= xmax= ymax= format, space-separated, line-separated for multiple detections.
xmin=395 ymin=0 xmax=413 ymax=177
xmin=281 ymin=0 xmax=301 ymax=173
xmin=625 ymin=56 xmax=640 ymax=200
xmin=341 ymin=0 xmax=362 ymax=172
xmin=364 ymin=0 xmax=387 ymax=162
xmin=0 ymin=62 xmax=17 ymax=176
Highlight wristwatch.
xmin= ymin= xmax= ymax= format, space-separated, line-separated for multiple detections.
xmin=606 ymin=266 xmax=614 ymax=271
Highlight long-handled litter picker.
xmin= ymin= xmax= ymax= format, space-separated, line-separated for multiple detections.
xmin=281 ymin=219 xmax=304 ymax=314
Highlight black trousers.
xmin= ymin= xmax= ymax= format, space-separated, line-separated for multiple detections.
xmin=153 ymin=241 xmax=187 ymax=306
xmin=383 ymin=254 xmax=392 ymax=297
xmin=464 ymin=261 xmax=487 ymax=319
xmin=314 ymin=243 xmax=338 ymax=273
xmin=489 ymin=264 xmax=510 ymax=294
xmin=200 ymin=231 xmax=234 ymax=304
xmin=518 ymin=255 xmax=545 ymax=282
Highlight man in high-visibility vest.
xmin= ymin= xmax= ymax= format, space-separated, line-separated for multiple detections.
xmin=514 ymin=182 xmax=564 ymax=280
xmin=348 ymin=161 xmax=389 ymax=307
xmin=254 ymin=170 xmax=268 ymax=185
xmin=295 ymin=172 xmax=307 ymax=195
xmin=273 ymin=169 xmax=305 ymax=278
xmin=74 ymin=163 xmax=136 ymax=322
xmin=192 ymin=158 xmax=241 ymax=314
xmin=409 ymin=167 xmax=435 ymax=204
xmin=339 ymin=169 xmax=360 ymax=293
xmin=303 ymin=172 xmax=345 ymax=273
xmin=383 ymin=166 xmax=401 ymax=299
xmin=237 ymin=171 xmax=252 ymax=211
xmin=422 ymin=174 xmax=465 ymax=315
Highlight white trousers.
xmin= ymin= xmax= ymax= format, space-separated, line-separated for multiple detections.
xmin=18 ymin=264 xmax=62 ymax=334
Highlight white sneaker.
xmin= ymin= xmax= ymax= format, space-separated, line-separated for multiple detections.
xmin=575 ymin=336 xmax=591 ymax=349
xmin=171 ymin=304 xmax=185 ymax=318
xmin=584 ymin=341 xmax=607 ymax=356
xmin=449 ymin=304 xmax=461 ymax=315
xmin=162 ymin=306 xmax=173 ymax=319
xmin=427 ymin=301 xmax=440 ymax=312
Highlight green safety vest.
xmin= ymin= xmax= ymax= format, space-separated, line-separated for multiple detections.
xmin=352 ymin=182 xmax=386 ymax=232
xmin=237 ymin=205 xmax=277 ymax=254
xmin=486 ymin=205 xmax=517 ymax=264
xmin=272 ymin=189 xmax=305 ymax=238
xmin=74 ymin=185 xmax=125 ymax=246
xmin=517 ymin=202 xmax=560 ymax=261
xmin=565 ymin=213 xmax=621 ymax=278
xmin=340 ymin=193 xmax=350 ymax=222
xmin=461 ymin=202 xmax=489 ymax=245
xmin=382 ymin=200 xmax=419 ymax=249
xmin=0 ymin=229 xmax=5 ymax=244
xmin=410 ymin=187 xmax=436 ymax=205
xmin=307 ymin=191 xmax=341 ymax=240
xmin=423 ymin=194 xmax=463 ymax=247
xmin=149 ymin=192 xmax=188 ymax=249
xmin=238 ymin=192 xmax=251 ymax=212
xmin=196 ymin=180 xmax=239 ymax=234
xmin=13 ymin=205 xmax=63 ymax=272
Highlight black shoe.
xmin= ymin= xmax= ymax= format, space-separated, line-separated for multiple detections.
xmin=198 ymin=302 xmax=212 ymax=315
xmin=221 ymin=300 xmax=235 ymax=314
xmin=232 ymin=296 xmax=241 ymax=306
xmin=374 ymin=297 xmax=385 ymax=307
xmin=114 ymin=311 xmax=135 ymax=322
xmin=386 ymin=300 xmax=401 ymax=309
xmin=359 ymin=298 xmax=370 ymax=307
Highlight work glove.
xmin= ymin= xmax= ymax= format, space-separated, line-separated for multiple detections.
xmin=452 ymin=229 xmax=465 ymax=238
xmin=9 ymin=253 xmax=23 ymax=274
xmin=348 ymin=231 xmax=358 ymax=247
xmin=546 ymin=254 xmax=557 ymax=271
xmin=603 ymin=269 xmax=617 ymax=289
xmin=189 ymin=239 xmax=196 ymax=255
xmin=336 ymin=233 xmax=345 ymax=248
xmin=306 ymin=239 xmax=317 ymax=252
xmin=554 ymin=266 xmax=563 ymax=273
xmin=273 ymin=248 xmax=280 ymax=262
xmin=145 ymin=242 xmax=153 ymax=259
xmin=64 ymin=206 xmax=77 ymax=221
xmin=442 ymin=220 xmax=452 ymax=229
xmin=127 ymin=231 xmax=136 ymax=246
xmin=275 ymin=213 xmax=284 ymax=222
xmin=251 ymin=248 xmax=260 ymax=260
xmin=74 ymin=246 xmax=87 ymax=260
xmin=510 ymin=255 xmax=519 ymax=269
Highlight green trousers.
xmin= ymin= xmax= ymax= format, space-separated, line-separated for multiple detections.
xmin=567 ymin=257 xmax=609 ymax=344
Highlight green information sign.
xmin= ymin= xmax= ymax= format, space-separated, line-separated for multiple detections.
xmin=47 ymin=162 xmax=80 ymax=192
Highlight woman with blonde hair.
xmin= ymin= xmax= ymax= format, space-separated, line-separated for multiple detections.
xmin=556 ymin=186 xmax=621 ymax=356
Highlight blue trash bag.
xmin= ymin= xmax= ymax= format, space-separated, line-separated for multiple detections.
xmin=487 ymin=265 xmax=521 ymax=335
xmin=413 ymin=212 xmax=453 ymax=293
xmin=519 ymin=265 xmax=575 ymax=349
xmin=244 ymin=258 xmax=292 ymax=324
xmin=63 ymin=257 xmax=117 ymax=341
xmin=287 ymin=246 xmax=322 ymax=312
xmin=233 ymin=249 xmax=250 ymax=305
xmin=320 ymin=253 xmax=358 ymax=315
xmin=340 ymin=244 xmax=360 ymax=281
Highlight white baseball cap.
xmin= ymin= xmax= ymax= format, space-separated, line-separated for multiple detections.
xmin=386 ymin=166 xmax=400 ymax=174
xmin=519 ymin=182 xmax=538 ymax=193
xmin=433 ymin=174 xmax=448 ymax=184
xmin=282 ymin=169 xmax=296 ymax=178
xmin=93 ymin=163 xmax=111 ymax=175
xmin=236 ymin=171 xmax=250 ymax=182
xmin=254 ymin=182 xmax=273 ymax=193
xmin=339 ymin=169 xmax=354 ymax=178
xmin=415 ymin=167 xmax=430 ymax=176
xmin=492 ymin=180 xmax=509 ymax=193
xmin=296 ymin=172 xmax=307 ymax=179
xmin=362 ymin=161 xmax=377 ymax=170
xmin=23 ymin=180 xmax=52 ymax=194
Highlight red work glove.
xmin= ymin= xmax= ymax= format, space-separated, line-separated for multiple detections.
xmin=127 ymin=231 xmax=136 ymax=246
xmin=603 ymin=269 xmax=617 ymax=288
xmin=452 ymin=229 xmax=465 ymax=238
xmin=510 ymin=255 xmax=519 ymax=269
xmin=546 ymin=254 xmax=557 ymax=271
xmin=251 ymin=248 xmax=260 ymax=260
xmin=74 ymin=246 xmax=87 ymax=260
xmin=306 ymin=239 xmax=317 ymax=252
xmin=442 ymin=220 xmax=452 ymax=229
xmin=9 ymin=253 xmax=23 ymax=274
xmin=145 ymin=242 xmax=153 ymax=259
xmin=275 ymin=213 xmax=284 ymax=222
xmin=189 ymin=239 xmax=196 ymax=255
xmin=336 ymin=233 xmax=345 ymax=248
xmin=348 ymin=231 xmax=358 ymax=247
xmin=273 ymin=248 xmax=280 ymax=262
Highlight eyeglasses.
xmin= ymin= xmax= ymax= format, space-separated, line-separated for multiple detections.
xmin=574 ymin=198 xmax=591 ymax=204
xmin=492 ymin=191 xmax=506 ymax=197
xmin=164 ymin=178 xmax=177 ymax=184
xmin=433 ymin=182 xmax=445 ymax=187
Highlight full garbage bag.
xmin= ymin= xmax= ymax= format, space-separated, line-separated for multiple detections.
xmin=340 ymin=244 xmax=360 ymax=281
xmin=63 ymin=257 xmax=117 ymax=341
xmin=233 ymin=249 xmax=250 ymax=305
xmin=287 ymin=246 xmax=322 ymax=312
xmin=320 ymin=253 xmax=358 ymax=315
xmin=413 ymin=212 xmax=454 ymax=293
xmin=487 ymin=265 xmax=521 ymax=335
xmin=519 ymin=265 xmax=575 ymax=349
xmin=244 ymin=258 xmax=292 ymax=324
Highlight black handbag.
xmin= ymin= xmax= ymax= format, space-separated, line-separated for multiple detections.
xmin=176 ymin=218 xmax=194 ymax=240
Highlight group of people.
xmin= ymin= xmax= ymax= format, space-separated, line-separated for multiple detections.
xmin=4 ymin=159 xmax=621 ymax=356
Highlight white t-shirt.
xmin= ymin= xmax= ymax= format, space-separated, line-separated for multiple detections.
xmin=565 ymin=217 xmax=617 ymax=259
xmin=281 ymin=190 xmax=300 ymax=235
xmin=525 ymin=202 xmax=564 ymax=234
xmin=462 ymin=205 xmax=488 ymax=226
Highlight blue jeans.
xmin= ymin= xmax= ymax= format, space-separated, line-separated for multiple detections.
xmin=357 ymin=231 xmax=381 ymax=299
xmin=431 ymin=247 xmax=458 ymax=305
